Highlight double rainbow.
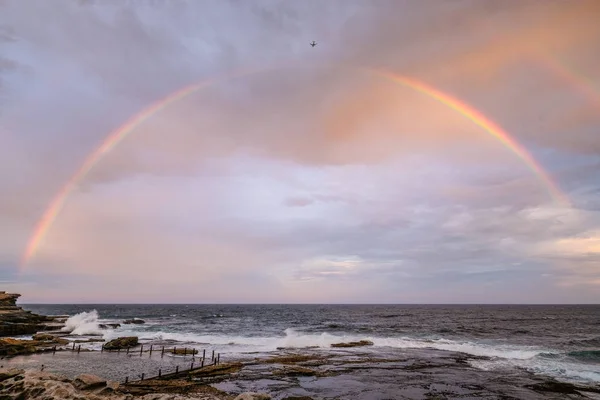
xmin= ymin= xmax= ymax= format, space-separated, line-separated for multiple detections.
xmin=20 ymin=64 xmax=569 ymax=267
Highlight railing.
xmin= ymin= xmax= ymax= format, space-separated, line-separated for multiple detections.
xmin=61 ymin=343 xmax=221 ymax=384
xmin=123 ymin=351 xmax=221 ymax=384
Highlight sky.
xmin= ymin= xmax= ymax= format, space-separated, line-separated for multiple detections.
xmin=0 ymin=0 xmax=599 ymax=303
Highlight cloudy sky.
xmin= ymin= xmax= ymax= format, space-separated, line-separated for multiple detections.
xmin=1 ymin=0 xmax=599 ymax=303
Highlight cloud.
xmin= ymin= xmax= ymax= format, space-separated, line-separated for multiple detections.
xmin=284 ymin=197 xmax=314 ymax=208
xmin=1 ymin=0 xmax=600 ymax=302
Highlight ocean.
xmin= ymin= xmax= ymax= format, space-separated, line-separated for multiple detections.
xmin=8 ymin=304 xmax=600 ymax=399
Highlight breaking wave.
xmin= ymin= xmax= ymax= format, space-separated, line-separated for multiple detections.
xmin=61 ymin=310 xmax=102 ymax=335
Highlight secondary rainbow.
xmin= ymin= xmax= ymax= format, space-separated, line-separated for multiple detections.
xmin=536 ymin=53 xmax=600 ymax=109
xmin=21 ymin=64 xmax=570 ymax=267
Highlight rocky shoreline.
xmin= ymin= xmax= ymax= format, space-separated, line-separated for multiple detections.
xmin=0 ymin=292 xmax=64 ymax=337
xmin=0 ymin=367 xmax=272 ymax=400
xmin=2 ymin=348 xmax=600 ymax=400
xmin=1 ymin=295 xmax=599 ymax=399
xmin=0 ymin=292 xmax=72 ymax=358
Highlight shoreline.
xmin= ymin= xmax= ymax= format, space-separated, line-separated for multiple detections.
xmin=3 ymin=298 xmax=600 ymax=399
xmin=0 ymin=366 xmax=264 ymax=400
xmin=3 ymin=346 xmax=600 ymax=399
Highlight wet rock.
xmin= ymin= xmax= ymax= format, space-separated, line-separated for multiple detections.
xmin=73 ymin=373 xmax=106 ymax=390
xmin=272 ymin=366 xmax=317 ymax=377
xmin=234 ymin=393 xmax=271 ymax=400
xmin=0 ymin=338 xmax=56 ymax=356
xmin=31 ymin=333 xmax=69 ymax=345
xmin=525 ymin=380 xmax=600 ymax=395
xmin=190 ymin=362 xmax=243 ymax=377
xmin=123 ymin=318 xmax=145 ymax=324
xmin=103 ymin=336 xmax=138 ymax=350
xmin=32 ymin=333 xmax=55 ymax=341
xmin=98 ymin=323 xmax=121 ymax=329
xmin=262 ymin=354 xmax=330 ymax=365
xmin=0 ymin=292 xmax=57 ymax=336
xmin=404 ymin=361 xmax=438 ymax=370
xmin=330 ymin=340 xmax=374 ymax=348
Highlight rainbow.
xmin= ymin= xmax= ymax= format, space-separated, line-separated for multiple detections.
xmin=369 ymin=68 xmax=568 ymax=205
xmin=536 ymin=54 xmax=600 ymax=109
xmin=20 ymin=64 xmax=569 ymax=267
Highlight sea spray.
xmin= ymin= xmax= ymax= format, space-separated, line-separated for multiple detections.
xmin=61 ymin=310 xmax=103 ymax=335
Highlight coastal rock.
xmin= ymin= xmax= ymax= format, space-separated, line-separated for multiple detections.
xmin=123 ymin=318 xmax=145 ymax=324
xmin=31 ymin=333 xmax=69 ymax=346
xmin=189 ymin=362 xmax=243 ymax=377
xmin=73 ymin=373 xmax=107 ymax=390
xmin=0 ymin=369 xmax=230 ymax=399
xmin=32 ymin=333 xmax=57 ymax=341
xmin=0 ymin=338 xmax=55 ymax=356
xmin=272 ymin=366 xmax=317 ymax=377
xmin=121 ymin=378 xmax=224 ymax=397
xmin=0 ymin=370 xmax=90 ymax=400
xmin=0 ymin=368 xmax=24 ymax=382
xmin=330 ymin=340 xmax=374 ymax=348
xmin=262 ymin=354 xmax=330 ymax=365
xmin=103 ymin=336 xmax=139 ymax=350
xmin=95 ymin=380 xmax=120 ymax=395
xmin=0 ymin=293 xmax=20 ymax=307
xmin=99 ymin=323 xmax=121 ymax=329
xmin=234 ymin=393 xmax=271 ymax=400
xmin=525 ymin=379 xmax=600 ymax=395
xmin=0 ymin=292 xmax=56 ymax=336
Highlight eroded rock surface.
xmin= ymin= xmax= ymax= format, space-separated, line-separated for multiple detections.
xmin=0 ymin=292 xmax=57 ymax=336
xmin=330 ymin=340 xmax=374 ymax=348
xmin=233 ymin=393 xmax=271 ymax=400
xmin=104 ymin=337 xmax=139 ymax=350
xmin=2 ymin=347 xmax=599 ymax=399
xmin=0 ymin=368 xmax=238 ymax=399
xmin=123 ymin=319 xmax=146 ymax=325
xmin=99 ymin=324 xmax=121 ymax=329
xmin=74 ymin=373 xmax=108 ymax=390
xmin=0 ymin=337 xmax=66 ymax=356
xmin=212 ymin=349 xmax=600 ymax=400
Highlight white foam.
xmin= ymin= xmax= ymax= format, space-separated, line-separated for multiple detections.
xmin=102 ymin=327 xmax=541 ymax=359
xmin=61 ymin=310 xmax=103 ymax=336
xmin=469 ymin=357 xmax=600 ymax=384
xmin=372 ymin=337 xmax=542 ymax=360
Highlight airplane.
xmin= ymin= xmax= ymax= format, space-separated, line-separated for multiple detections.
xmin=310 ymin=41 xmax=317 ymax=47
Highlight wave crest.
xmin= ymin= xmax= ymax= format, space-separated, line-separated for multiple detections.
xmin=61 ymin=310 xmax=102 ymax=335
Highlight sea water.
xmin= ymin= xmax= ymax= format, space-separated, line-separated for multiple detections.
xmin=17 ymin=304 xmax=599 ymax=386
